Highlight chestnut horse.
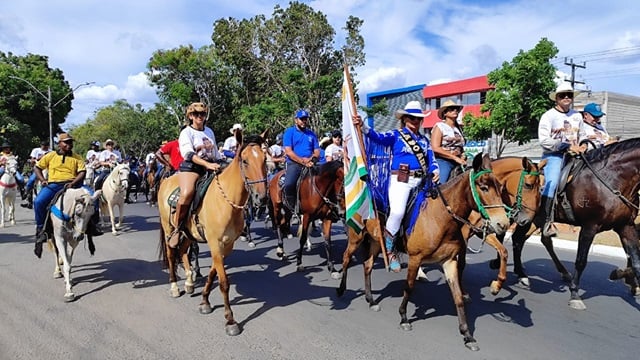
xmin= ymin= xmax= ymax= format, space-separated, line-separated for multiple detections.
xmin=508 ymin=138 xmax=640 ymax=310
xmin=337 ymin=153 xmax=509 ymax=351
xmin=458 ymin=156 xmax=545 ymax=296
xmin=157 ymin=133 xmax=267 ymax=336
xmin=267 ymin=160 xmax=346 ymax=273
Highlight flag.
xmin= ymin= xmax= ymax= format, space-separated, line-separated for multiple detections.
xmin=341 ymin=68 xmax=375 ymax=234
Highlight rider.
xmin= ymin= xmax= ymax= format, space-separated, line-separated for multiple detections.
xmin=537 ymin=82 xmax=584 ymax=237
xmin=21 ymin=140 xmax=51 ymax=208
xmin=431 ymin=100 xmax=466 ymax=183
xmin=266 ymin=133 xmax=285 ymax=176
xmin=32 ymin=133 xmax=87 ymax=258
xmin=170 ymin=102 xmax=223 ymax=248
xmin=222 ymin=123 xmax=243 ymax=159
xmin=124 ymin=155 xmax=140 ymax=203
xmin=352 ymin=100 xmax=440 ymax=272
xmin=155 ymin=136 xmax=184 ymax=177
xmin=0 ymin=142 xmax=26 ymax=196
xmin=580 ymin=102 xmax=614 ymax=150
xmin=323 ymin=129 xmax=344 ymax=162
xmin=282 ymin=109 xmax=321 ymax=212
xmin=94 ymin=139 xmax=120 ymax=190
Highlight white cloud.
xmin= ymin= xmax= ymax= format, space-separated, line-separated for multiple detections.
xmin=3 ymin=0 xmax=640 ymax=129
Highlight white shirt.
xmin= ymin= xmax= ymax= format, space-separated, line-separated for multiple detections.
xmin=179 ymin=125 xmax=221 ymax=161
xmin=222 ymin=136 xmax=238 ymax=152
xmin=98 ymin=149 xmax=121 ymax=164
xmin=30 ymin=147 xmax=51 ymax=161
xmin=580 ymin=121 xmax=610 ymax=148
xmin=145 ymin=152 xmax=156 ymax=166
xmin=324 ymin=143 xmax=343 ymax=161
xmin=269 ymin=144 xmax=284 ymax=157
xmin=85 ymin=149 xmax=99 ymax=162
xmin=539 ymin=108 xmax=583 ymax=154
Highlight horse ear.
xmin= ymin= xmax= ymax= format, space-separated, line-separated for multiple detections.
xmin=259 ymin=128 xmax=269 ymax=141
xmin=472 ymin=152 xmax=484 ymax=171
xmin=235 ymin=129 xmax=243 ymax=147
xmin=522 ymin=156 xmax=531 ymax=171
xmin=537 ymin=159 xmax=547 ymax=170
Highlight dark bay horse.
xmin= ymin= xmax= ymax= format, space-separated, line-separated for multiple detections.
xmin=157 ymin=133 xmax=267 ymax=336
xmin=459 ymin=156 xmax=545 ymax=296
xmin=146 ymin=157 xmax=159 ymax=206
xmin=337 ymin=153 xmax=509 ymax=351
xmin=267 ymin=160 xmax=346 ymax=273
xmin=509 ymin=138 xmax=640 ymax=310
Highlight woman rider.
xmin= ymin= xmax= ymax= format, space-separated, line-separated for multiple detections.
xmin=169 ymin=102 xmax=223 ymax=248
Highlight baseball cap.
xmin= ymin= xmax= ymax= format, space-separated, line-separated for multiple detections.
xmin=583 ymin=103 xmax=605 ymax=117
xmin=295 ymin=109 xmax=309 ymax=119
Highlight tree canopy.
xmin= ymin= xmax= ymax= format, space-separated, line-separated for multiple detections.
xmin=462 ymin=38 xmax=558 ymax=156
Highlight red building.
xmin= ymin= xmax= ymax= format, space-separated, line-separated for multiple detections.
xmin=421 ymin=75 xmax=494 ymax=129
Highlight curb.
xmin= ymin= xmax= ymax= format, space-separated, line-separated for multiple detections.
xmin=503 ymin=232 xmax=626 ymax=259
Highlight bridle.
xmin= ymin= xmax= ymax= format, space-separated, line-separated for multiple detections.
xmin=214 ymin=142 xmax=268 ymax=210
xmin=108 ymin=165 xmax=130 ymax=193
xmin=304 ymin=165 xmax=345 ymax=217
xmin=503 ymin=166 xmax=540 ymax=221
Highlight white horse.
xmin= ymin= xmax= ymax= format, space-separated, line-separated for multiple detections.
xmin=99 ymin=163 xmax=130 ymax=235
xmin=0 ymin=156 xmax=19 ymax=227
xmin=48 ymin=187 xmax=102 ymax=301
xmin=84 ymin=160 xmax=99 ymax=188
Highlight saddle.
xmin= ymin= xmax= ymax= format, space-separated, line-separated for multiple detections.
xmin=555 ymin=154 xmax=587 ymax=223
xmin=167 ymin=171 xmax=215 ymax=215
xmin=278 ymin=167 xmax=317 ymax=214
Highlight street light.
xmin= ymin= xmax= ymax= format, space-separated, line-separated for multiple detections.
xmin=9 ymin=75 xmax=94 ymax=146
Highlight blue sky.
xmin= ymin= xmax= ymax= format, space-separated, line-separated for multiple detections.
xmin=2 ymin=0 xmax=639 ymax=128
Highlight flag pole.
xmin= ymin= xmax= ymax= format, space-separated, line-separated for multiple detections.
xmin=343 ymin=63 xmax=389 ymax=271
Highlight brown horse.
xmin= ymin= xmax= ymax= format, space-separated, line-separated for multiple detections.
xmin=336 ymin=153 xmax=509 ymax=351
xmin=508 ymin=138 xmax=640 ymax=310
xmin=146 ymin=157 xmax=158 ymax=206
xmin=459 ymin=156 xmax=545 ymax=296
xmin=157 ymin=133 xmax=267 ymax=336
xmin=267 ymin=160 xmax=346 ymax=273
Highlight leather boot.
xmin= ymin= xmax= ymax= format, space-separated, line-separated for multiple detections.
xmin=169 ymin=204 xmax=189 ymax=248
xmin=34 ymin=227 xmax=47 ymax=258
xmin=540 ymin=196 xmax=557 ymax=237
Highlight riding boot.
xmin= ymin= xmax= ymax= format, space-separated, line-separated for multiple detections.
xmin=21 ymin=189 xmax=33 ymax=209
xmin=540 ymin=196 xmax=557 ymax=237
xmin=385 ymin=232 xmax=401 ymax=273
xmin=34 ymin=226 xmax=47 ymax=259
xmin=169 ymin=203 xmax=189 ymax=248
xmin=284 ymin=193 xmax=297 ymax=213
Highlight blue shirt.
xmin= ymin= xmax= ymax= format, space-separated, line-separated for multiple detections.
xmin=283 ymin=125 xmax=320 ymax=162
xmin=365 ymin=127 xmax=438 ymax=173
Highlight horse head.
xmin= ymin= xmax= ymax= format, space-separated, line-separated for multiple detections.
xmin=112 ymin=164 xmax=130 ymax=192
xmin=493 ymin=157 xmax=546 ymax=226
xmin=5 ymin=157 xmax=18 ymax=176
xmin=63 ymin=188 xmax=102 ymax=241
xmin=469 ymin=153 xmax=510 ymax=236
xmin=237 ymin=134 xmax=268 ymax=206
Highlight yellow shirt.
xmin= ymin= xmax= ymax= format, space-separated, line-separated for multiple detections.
xmin=36 ymin=151 xmax=86 ymax=183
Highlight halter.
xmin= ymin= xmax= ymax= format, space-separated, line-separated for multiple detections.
xmin=305 ymin=166 xmax=344 ymax=217
xmin=107 ymin=166 xmax=130 ymax=193
xmin=503 ymin=167 xmax=540 ymax=220
xmin=214 ymin=142 xmax=267 ymax=210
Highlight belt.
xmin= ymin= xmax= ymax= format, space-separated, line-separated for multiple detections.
xmin=391 ymin=170 xmax=425 ymax=178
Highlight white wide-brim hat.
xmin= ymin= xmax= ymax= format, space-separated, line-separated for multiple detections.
xmin=395 ymin=100 xmax=426 ymax=119
xmin=549 ymin=82 xmax=576 ymax=100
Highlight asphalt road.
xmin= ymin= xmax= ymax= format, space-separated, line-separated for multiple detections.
xmin=1 ymin=198 xmax=639 ymax=360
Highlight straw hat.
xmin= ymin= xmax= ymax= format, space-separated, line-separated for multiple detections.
xmin=58 ymin=133 xmax=74 ymax=142
xmin=230 ymin=123 xmax=243 ymax=134
xmin=437 ymin=100 xmax=464 ymax=120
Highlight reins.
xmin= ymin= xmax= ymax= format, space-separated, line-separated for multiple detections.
xmin=577 ymin=153 xmax=640 ymax=211
xmin=214 ymin=142 xmax=267 ymax=210
xmin=305 ymin=166 xmax=344 ymax=217
xmin=504 ymin=167 xmax=540 ymax=221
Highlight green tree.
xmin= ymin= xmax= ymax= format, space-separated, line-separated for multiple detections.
xmin=0 ymin=52 xmax=73 ymax=159
xmin=463 ymin=38 xmax=558 ymax=156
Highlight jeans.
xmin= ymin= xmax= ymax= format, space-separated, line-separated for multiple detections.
xmin=26 ymin=172 xmax=37 ymax=190
xmin=283 ymin=162 xmax=303 ymax=201
xmin=541 ymin=153 xmax=562 ymax=197
xmin=436 ymin=157 xmax=458 ymax=183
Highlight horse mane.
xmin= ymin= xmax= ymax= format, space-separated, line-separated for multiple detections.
xmin=241 ymin=135 xmax=265 ymax=148
xmin=583 ymin=137 xmax=640 ymax=163
xmin=317 ymin=160 xmax=343 ymax=176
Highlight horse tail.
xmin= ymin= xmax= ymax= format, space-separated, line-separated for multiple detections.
xmin=88 ymin=235 xmax=96 ymax=256
xmin=158 ymin=225 xmax=169 ymax=269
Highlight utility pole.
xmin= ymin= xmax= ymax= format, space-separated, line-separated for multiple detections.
xmin=564 ymin=57 xmax=586 ymax=89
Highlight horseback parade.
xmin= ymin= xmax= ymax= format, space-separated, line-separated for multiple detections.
xmin=2 ymin=2 xmax=640 ymax=358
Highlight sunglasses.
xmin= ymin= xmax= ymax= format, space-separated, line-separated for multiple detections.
xmin=557 ymin=92 xmax=573 ymax=99
xmin=192 ymin=112 xmax=207 ymax=117
xmin=298 ymin=117 xmax=309 ymax=121
xmin=61 ymin=140 xmax=74 ymax=144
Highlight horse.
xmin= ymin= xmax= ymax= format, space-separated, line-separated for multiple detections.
xmin=126 ymin=163 xmax=141 ymax=203
xmin=336 ymin=153 xmax=509 ymax=351
xmin=157 ymin=133 xmax=267 ymax=336
xmin=267 ymin=160 xmax=346 ymax=273
xmin=0 ymin=156 xmax=19 ymax=227
xmin=458 ymin=156 xmax=545 ymax=296
xmin=507 ymin=138 xmax=640 ymax=310
xmin=46 ymin=187 xmax=102 ymax=301
xmin=98 ymin=163 xmax=130 ymax=235
xmin=84 ymin=160 xmax=99 ymax=188
xmin=145 ymin=157 xmax=159 ymax=206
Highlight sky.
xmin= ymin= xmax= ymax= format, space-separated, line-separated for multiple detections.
xmin=2 ymin=0 xmax=640 ymax=129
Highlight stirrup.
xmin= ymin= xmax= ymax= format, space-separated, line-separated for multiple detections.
xmin=167 ymin=228 xmax=181 ymax=248
xmin=387 ymin=252 xmax=401 ymax=273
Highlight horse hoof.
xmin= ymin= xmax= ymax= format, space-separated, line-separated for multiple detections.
xmin=112 ymin=231 xmax=118 ymax=236
xmin=225 ymin=323 xmax=241 ymax=336
xmin=169 ymin=288 xmax=181 ymax=298
xmin=416 ymin=268 xmax=429 ymax=281
xmin=248 ymin=241 xmax=256 ymax=249
xmin=490 ymin=280 xmax=501 ymax=295
xmin=464 ymin=340 xmax=480 ymax=351
xmin=199 ymin=304 xmax=213 ymax=314
xmin=369 ymin=304 xmax=380 ymax=312
xmin=568 ymin=299 xmax=586 ymax=310
xmin=64 ymin=293 xmax=76 ymax=302
xmin=238 ymin=236 xmax=247 ymax=242
xmin=517 ymin=277 xmax=530 ymax=289
xmin=53 ymin=271 xmax=62 ymax=279
xmin=296 ymin=265 xmax=305 ymax=272
xmin=399 ymin=322 xmax=412 ymax=331
xmin=462 ymin=294 xmax=472 ymax=304
xmin=330 ymin=271 xmax=342 ymax=280
xmin=185 ymin=285 xmax=194 ymax=294
xmin=287 ymin=234 xmax=293 ymax=239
